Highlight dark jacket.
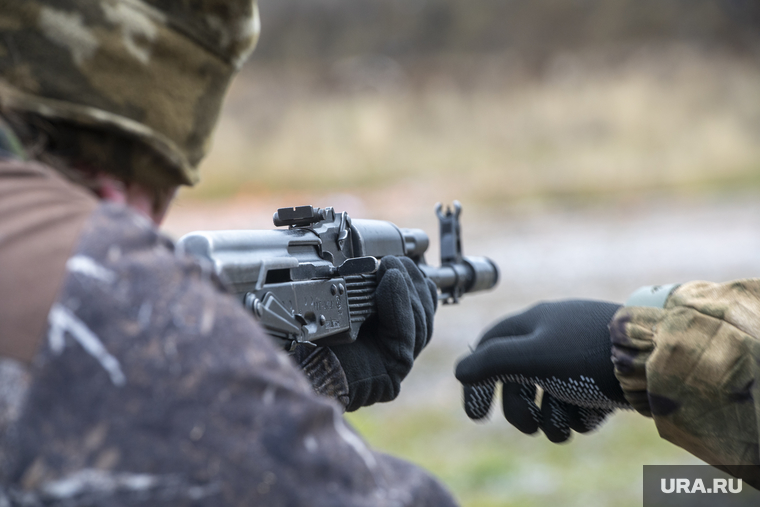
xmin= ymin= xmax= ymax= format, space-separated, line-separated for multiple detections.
xmin=0 ymin=158 xmax=458 ymax=507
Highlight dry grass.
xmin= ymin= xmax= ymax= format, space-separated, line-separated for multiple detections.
xmin=179 ymin=44 xmax=760 ymax=209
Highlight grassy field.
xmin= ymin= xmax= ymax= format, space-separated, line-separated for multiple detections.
xmin=166 ymin=44 xmax=760 ymax=507
xmin=346 ymin=399 xmax=699 ymax=507
xmin=180 ymin=44 xmax=760 ymax=208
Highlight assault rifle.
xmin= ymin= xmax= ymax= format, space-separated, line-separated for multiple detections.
xmin=177 ymin=202 xmax=498 ymax=350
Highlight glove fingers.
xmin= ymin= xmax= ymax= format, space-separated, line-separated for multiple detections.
xmin=539 ymin=393 xmax=572 ymax=443
xmin=398 ymin=259 xmax=430 ymax=356
xmin=462 ymin=379 xmax=496 ymax=420
xmin=501 ymin=382 xmax=540 ymax=435
xmin=397 ymin=256 xmax=437 ymax=312
xmin=374 ymin=266 xmax=415 ymax=367
xmin=376 ymin=254 xmax=403 ymax=278
xmin=454 ymin=335 xmax=539 ymax=384
xmin=566 ymin=405 xmax=614 ymax=433
xmin=419 ymin=278 xmax=438 ymax=355
xmin=426 ymin=278 xmax=438 ymax=314
xmin=397 ymin=257 xmax=436 ymax=355
xmin=378 ymin=257 xmax=431 ymax=357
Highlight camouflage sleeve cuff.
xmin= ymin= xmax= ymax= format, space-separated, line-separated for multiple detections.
xmin=291 ymin=345 xmax=350 ymax=411
xmin=609 ymin=306 xmax=665 ymax=416
xmin=613 ymin=280 xmax=760 ymax=468
xmin=609 ymin=283 xmax=678 ymax=414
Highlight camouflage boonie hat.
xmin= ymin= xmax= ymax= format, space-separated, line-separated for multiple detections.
xmin=0 ymin=0 xmax=260 ymax=186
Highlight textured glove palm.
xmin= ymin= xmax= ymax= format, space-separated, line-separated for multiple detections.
xmin=455 ymin=300 xmax=629 ymax=442
xmin=331 ymin=256 xmax=438 ymax=412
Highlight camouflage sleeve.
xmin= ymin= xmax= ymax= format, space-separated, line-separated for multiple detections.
xmin=0 ymin=202 xmax=457 ymax=507
xmin=610 ymin=280 xmax=760 ymax=472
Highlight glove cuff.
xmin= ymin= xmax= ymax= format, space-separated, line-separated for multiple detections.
xmin=292 ymin=345 xmax=350 ymax=411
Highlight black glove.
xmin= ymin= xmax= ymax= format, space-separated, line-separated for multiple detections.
xmin=455 ymin=300 xmax=629 ymax=443
xmin=331 ymin=256 xmax=438 ymax=412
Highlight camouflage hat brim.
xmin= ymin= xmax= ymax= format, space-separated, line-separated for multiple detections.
xmin=0 ymin=80 xmax=195 ymax=184
xmin=0 ymin=0 xmax=260 ymax=186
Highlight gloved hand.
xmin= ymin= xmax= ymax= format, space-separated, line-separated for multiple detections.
xmin=455 ymin=300 xmax=629 ymax=442
xmin=331 ymin=256 xmax=438 ymax=412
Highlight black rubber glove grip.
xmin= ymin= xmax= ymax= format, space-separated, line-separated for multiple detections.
xmin=456 ymin=300 xmax=627 ymax=441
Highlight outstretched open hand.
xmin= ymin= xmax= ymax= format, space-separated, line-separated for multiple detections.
xmin=456 ymin=300 xmax=629 ymax=442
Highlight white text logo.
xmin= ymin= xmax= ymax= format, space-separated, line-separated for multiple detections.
xmin=661 ymin=478 xmax=742 ymax=494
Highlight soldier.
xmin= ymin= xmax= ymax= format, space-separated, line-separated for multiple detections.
xmin=0 ymin=1 xmax=456 ymax=505
xmin=455 ymin=286 xmax=760 ymax=486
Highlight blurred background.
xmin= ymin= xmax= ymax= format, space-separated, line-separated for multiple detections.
xmin=163 ymin=1 xmax=760 ymax=505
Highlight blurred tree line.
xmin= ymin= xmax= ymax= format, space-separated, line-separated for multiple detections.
xmin=254 ymin=0 xmax=760 ymax=64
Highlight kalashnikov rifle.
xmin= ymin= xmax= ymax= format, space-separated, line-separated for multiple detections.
xmin=178 ymin=202 xmax=498 ymax=350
